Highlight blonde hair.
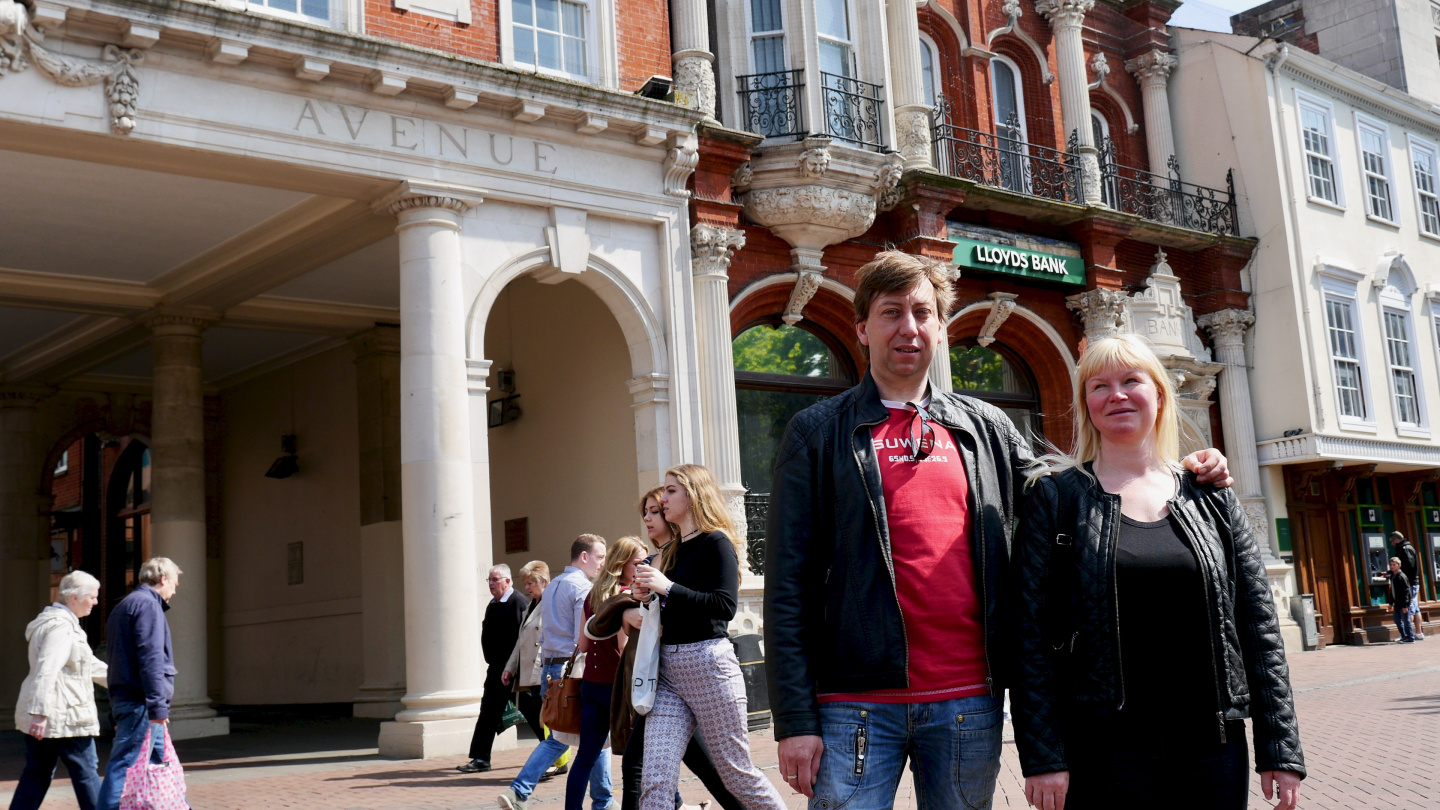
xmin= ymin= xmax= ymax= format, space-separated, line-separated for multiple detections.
xmin=1027 ymin=334 xmax=1198 ymax=485
xmin=589 ymin=536 xmax=648 ymax=610
xmin=657 ymin=464 xmax=740 ymax=574
xmin=519 ymin=560 xmax=551 ymax=586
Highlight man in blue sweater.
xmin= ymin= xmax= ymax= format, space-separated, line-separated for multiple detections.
xmin=99 ymin=557 xmax=183 ymax=810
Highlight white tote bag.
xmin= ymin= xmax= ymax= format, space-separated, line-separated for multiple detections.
xmin=630 ymin=598 xmax=663 ymax=715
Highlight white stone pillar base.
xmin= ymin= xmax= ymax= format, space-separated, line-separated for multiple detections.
xmin=354 ymin=694 xmax=406 ymax=719
xmin=379 ymin=716 xmax=475 ymax=759
xmin=168 ymin=716 xmax=231 ymax=741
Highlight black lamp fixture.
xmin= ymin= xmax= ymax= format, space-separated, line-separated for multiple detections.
xmin=265 ymin=434 xmax=299 ymax=479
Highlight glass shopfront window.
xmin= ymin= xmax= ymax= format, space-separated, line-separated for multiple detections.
xmin=950 ymin=341 xmax=1043 ymax=451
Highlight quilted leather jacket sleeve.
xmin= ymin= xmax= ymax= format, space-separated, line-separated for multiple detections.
xmin=1220 ymin=486 xmax=1307 ymax=777
xmin=762 ymin=415 xmax=828 ymax=741
xmin=1009 ymin=476 xmax=1069 ymax=777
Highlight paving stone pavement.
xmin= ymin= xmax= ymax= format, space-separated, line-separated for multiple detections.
xmin=2 ymin=639 xmax=1436 ymax=809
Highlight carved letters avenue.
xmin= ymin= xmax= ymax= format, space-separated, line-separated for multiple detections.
xmin=293 ymin=99 xmax=562 ymax=175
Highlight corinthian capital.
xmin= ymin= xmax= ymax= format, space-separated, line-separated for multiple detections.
xmin=1125 ymin=49 xmax=1176 ymax=84
xmin=691 ymin=224 xmax=746 ymax=280
xmin=1197 ymin=308 xmax=1254 ymax=349
xmin=1035 ymin=0 xmax=1095 ymax=29
xmin=1065 ymin=288 xmax=1128 ymax=342
xmin=140 ymin=310 xmax=216 ymax=336
xmin=374 ymin=181 xmax=483 ymax=218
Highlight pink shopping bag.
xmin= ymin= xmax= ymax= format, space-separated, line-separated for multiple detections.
xmin=118 ymin=723 xmax=188 ymax=810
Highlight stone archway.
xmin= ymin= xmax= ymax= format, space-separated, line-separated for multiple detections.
xmin=950 ymin=302 xmax=1076 ymax=449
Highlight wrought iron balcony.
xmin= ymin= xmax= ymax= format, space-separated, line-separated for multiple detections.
xmin=932 ymin=105 xmax=1081 ymax=204
xmin=819 ymin=72 xmax=887 ymax=152
xmin=1098 ymin=145 xmax=1239 ymax=237
xmin=736 ymin=69 xmax=806 ymax=140
xmin=930 ymin=102 xmax=1239 ymax=237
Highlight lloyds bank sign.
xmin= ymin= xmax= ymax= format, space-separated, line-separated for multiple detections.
xmin=949 ymin=237 xmax=1085 ymax=287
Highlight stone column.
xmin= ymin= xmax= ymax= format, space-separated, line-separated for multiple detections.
xmin=1037 ymin=0 xmax=1103 ymax=205
xmin=0 ymin=393 xmax=46 ymax=732
xmin=1065 ymin=287 xmax=1129 ymax=344
xmin=671 ymin=0 xmax=716 ymax=117
xmin=144 ymin=313 xmax=229 ymax=740
xmin=1199 ymin=309 xmax=1299 ymax=644
xmin=376 ymin=186 xmax=486 ymax=758
xmin=690 ymin=224 xmax=750 ymax=542
xmin=350 ymin=326 xmax=407 ymax=720
xmin=1125 ymin=49 xmax=1178 ymax=176
xmin=887 ymin=0 xmax=933 ymax=170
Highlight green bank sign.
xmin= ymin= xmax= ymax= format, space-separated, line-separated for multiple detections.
xmin=950 ymin=237 xmax=1085 ymax=286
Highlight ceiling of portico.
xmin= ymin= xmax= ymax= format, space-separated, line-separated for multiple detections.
xmin=0 ymin=145 xmax=400 ymax=391
xmin=0 ymin=151 xmax=311 ymax=283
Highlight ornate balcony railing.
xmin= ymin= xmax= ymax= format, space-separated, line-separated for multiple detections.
xmin=743 ymin=492 xmax=768 ymax=576
xmin=930 ymin=102 xmax=1239 ymax=237
xmin=1098 ymin=141 xmax=1238 ymax=236
xmin=932 ymin=104 xmax=1081 ymax=203
xmin=736 ymin=69 xmax=806 ymax=140
xmin=818 ymin=72 xmax=887 ymax=151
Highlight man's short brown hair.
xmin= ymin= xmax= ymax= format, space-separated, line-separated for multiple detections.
xmin=570 ymin=534 xmax=605 ymax=561
xmin=853 ymin=250 xmax=956 ymax=326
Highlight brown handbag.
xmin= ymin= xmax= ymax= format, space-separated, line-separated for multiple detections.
xmin=540 ymin=653 xmax=583 ymax=735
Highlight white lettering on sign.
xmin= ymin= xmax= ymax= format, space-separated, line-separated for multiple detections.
xmin=292 ymin=99 xmax=561 ymax=174
xmin=972 ymin=244 xmax=1070 ymax=275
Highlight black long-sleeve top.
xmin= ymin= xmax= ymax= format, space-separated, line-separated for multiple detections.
xmin=661 ymin=530 xmax=739 ymax=644
xmin=482 ymin=591 xmax=531 ymax=667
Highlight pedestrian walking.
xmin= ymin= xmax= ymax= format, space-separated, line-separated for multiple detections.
xmin=565 ymin=536 xmax=646 ymax=810
xmin=98 ymin=557 xmax=186 ymax=810
xmin=499 ymin=536 xmax=609 ymax=810
xmin=1387 ymin=558 xmax=1416 ymax=644
xmin=1013 ymin=334 xmax=1305 ymax=810
xmin=632 ymin=464 xmax=785 ymax=810
xmin=614 ymin=487 xmax=741 ymax=810
xmin=503 ymin=561 xmax=553 ymax=742
xmin=460 ymin=565 xmax=531 ymax=773
xmin=10 ymin=571 xmax=108 ymax=810
xmin=1391 ymin=532 xmax=1424 ymax=640
xmin=762 ymin=251 xmax=1233 ymax=809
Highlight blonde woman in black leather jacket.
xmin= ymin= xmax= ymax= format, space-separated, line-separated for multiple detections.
xmin=1013 ymin=335 xmax=1305 ymax=810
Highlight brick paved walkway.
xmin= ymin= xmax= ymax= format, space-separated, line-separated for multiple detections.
xmin=3 ymin=640 xmax=1437 ymax=809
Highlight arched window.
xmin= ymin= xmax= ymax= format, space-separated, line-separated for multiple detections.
xmin=733 ymin=323 xmax=855 ymax=542
xmin=920 ymin=37 xmax=937 ymax=108
xmin=950 ymin=342 xmax=1043 ymax=448
xmin=1091 ymin=111 xmax=1116 ymax=206
xmin=990 ymin=56 xmax=1028 ymax=192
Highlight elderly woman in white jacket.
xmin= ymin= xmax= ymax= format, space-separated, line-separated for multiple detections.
xmin=11 ymin=570 xmax=108 ymax=810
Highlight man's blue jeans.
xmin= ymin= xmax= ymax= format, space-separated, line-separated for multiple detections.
xmin=510 ymin=662 xmax=612 ymax=808
xmin=99 ymin=698 xmax=167 ymax=810
xmin=811 ymin=694 xmax=1003 ymax=810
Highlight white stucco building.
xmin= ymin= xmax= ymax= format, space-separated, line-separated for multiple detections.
xmin=0 ymin=0 xmax=709 ymax=757
xmin=1172 ymin=27 xmax=1440 ymax=647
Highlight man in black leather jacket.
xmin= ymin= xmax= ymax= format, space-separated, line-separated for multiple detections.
xmin=762 ymin=251 xmax=1231 ymax=808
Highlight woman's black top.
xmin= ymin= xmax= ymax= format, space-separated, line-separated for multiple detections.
xmin=1113 ymin=514 xmax=1216 ymax=729
xmin=660 ymin=530 xmax=739 ymax=645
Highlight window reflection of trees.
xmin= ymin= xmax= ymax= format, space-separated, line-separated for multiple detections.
xmin=950 ymin=342 xmax=1044 ymax=451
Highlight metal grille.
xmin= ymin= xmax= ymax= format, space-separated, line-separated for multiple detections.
xmin=931 ymin=102 xmax=1080 ymax=203
xmin=743 ymin=492 xmax=769 ymax=576
xmin=818 ymin=72 xmax=887 ymax=151
xmin=1097 ymin=143 xmax=1239 ymax=237
xmin=736 ymin=69 xmax=806 ymax=140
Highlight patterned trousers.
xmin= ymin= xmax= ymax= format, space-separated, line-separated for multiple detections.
xmin=639 ymin=638 xmax=786 ymax=810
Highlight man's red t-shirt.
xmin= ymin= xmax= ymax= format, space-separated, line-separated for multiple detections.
xmin=819 ymin=402 xmax=989 ymax=704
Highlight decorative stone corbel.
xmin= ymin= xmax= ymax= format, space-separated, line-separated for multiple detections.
xmin=0 ymin=0 xmax=144 ymax=135
xmin=664 ymin=133 xmax=699 ymax=198
xmin=985 ymin=0 xmax=1054 ymax=85
xmin=977 ymin=292 xmax=1019 ymax=347
xmin=1087 ymin=53 xmax=1138 ymax=134
xmin=797 ymin=136 xmax=832 ymax=179
xmin=730 ymin=161 xmax=754 ymax=193
xmin=783 ymin=248 xmax=826 ymax=326
xmin=1065 ymin=287 xmax=1129 ymax=342
xmin=875 ymin=154 xmax=905 ymax=212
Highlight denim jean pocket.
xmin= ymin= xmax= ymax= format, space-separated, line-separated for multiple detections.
xmin=812 ymin=720 xmax=868 ymax=810
xmin=954 ymin=706 xmax=1002 ymax=809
